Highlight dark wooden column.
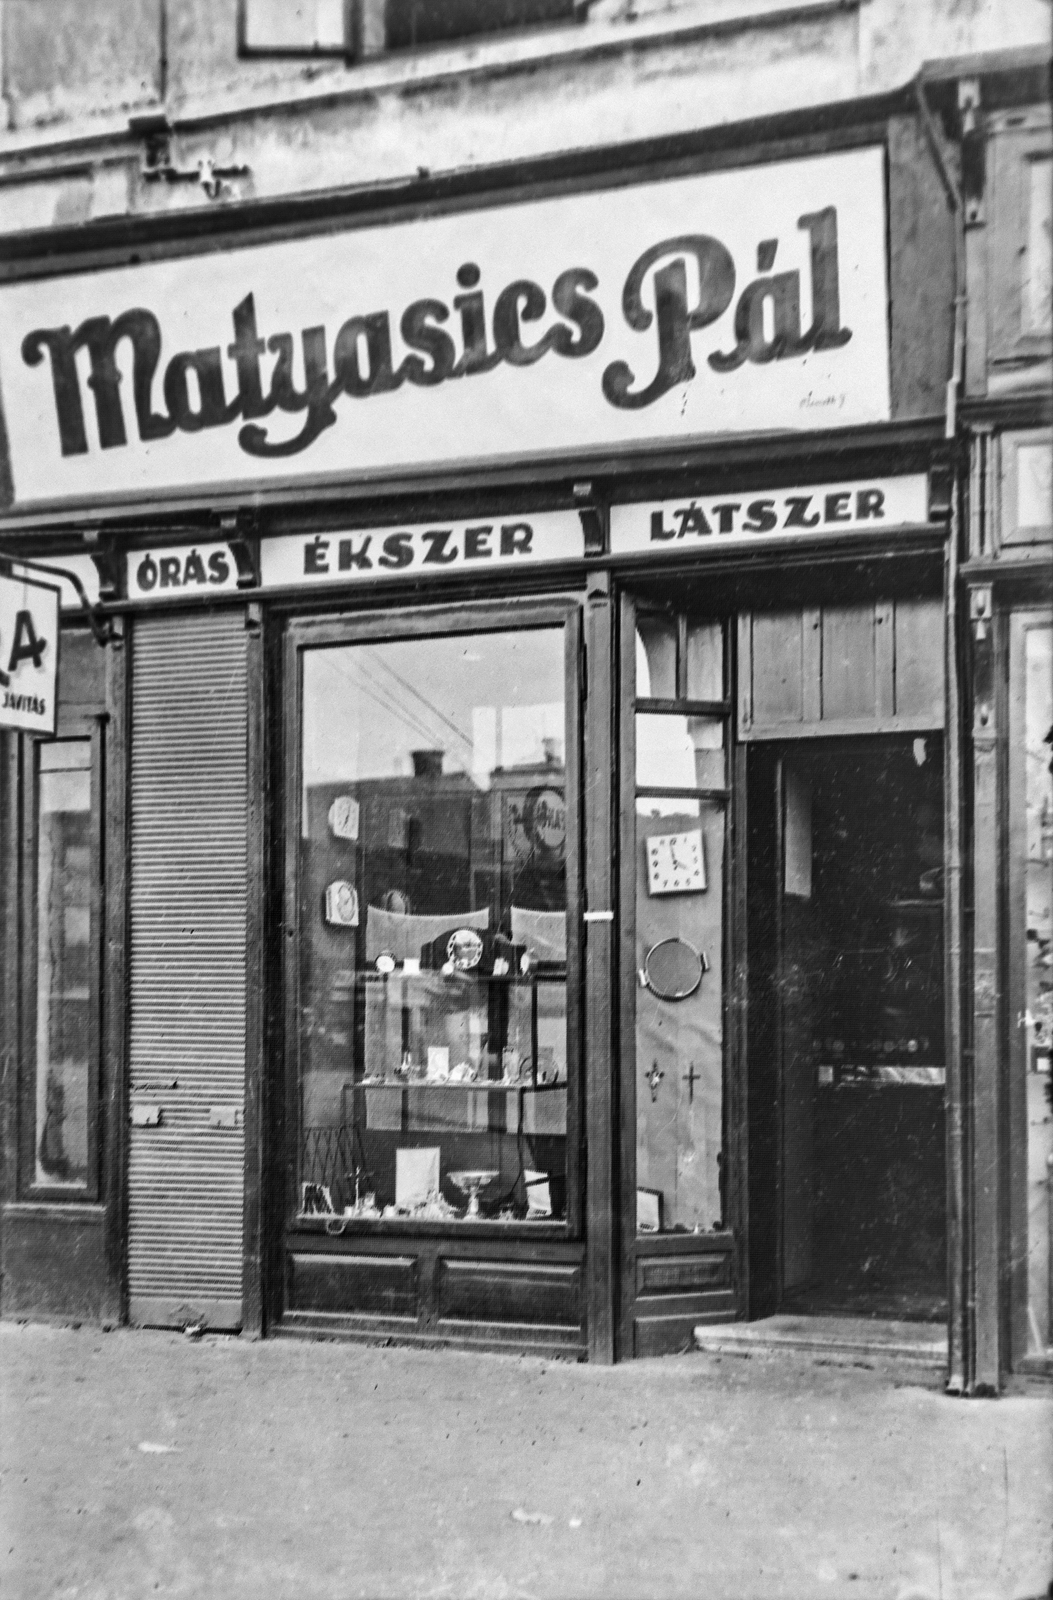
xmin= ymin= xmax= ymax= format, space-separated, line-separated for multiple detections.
xmin=968 ymin=584 xmax=1002 ymax=1391
xmin=584 ymin=572 xmax=616 ymax=1363
xmin=102 ymin=615 xmax=129 ymax=1325
xmin=243 ymin=602 xmax=267 ymax=1337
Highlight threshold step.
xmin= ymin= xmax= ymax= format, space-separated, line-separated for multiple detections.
xmin=693 ymin=1314 xmax=948 ymax=1370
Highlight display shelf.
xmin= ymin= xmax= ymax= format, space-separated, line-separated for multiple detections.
xmin=817 ymin=1064 xmax=946 ymax=1088
xmin=354 ymin=1077 xmax=566 ymax=1091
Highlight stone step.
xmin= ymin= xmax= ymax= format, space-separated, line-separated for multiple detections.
xmin=693 ymin=1314 xmax=948 ymax=1372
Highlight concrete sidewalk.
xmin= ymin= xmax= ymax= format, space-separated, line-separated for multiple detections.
xmin=1 ymin=1322 xmax=1050 ymax=1600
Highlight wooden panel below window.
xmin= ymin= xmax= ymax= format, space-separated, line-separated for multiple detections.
xmin=289 ymin=1251 xmax=418 ymax=1318
xmin=437 ymin=1257 xmax=581 ymax=1326
xmin=636 ymin=1252 xmax=732 ymax=1297
xmin=634 ymin=1291 xmax=739 ymax=1358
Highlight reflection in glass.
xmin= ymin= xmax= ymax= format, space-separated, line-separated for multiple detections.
xmin=35 ymin=740 xmax=92 ymax=1188
xmin=636 ymin=714 xmax=725 ymax=790
xmin=299 ymin=629 xmax=568 ymax=1224
xmin=635 ymin=617 xmax=677 ymax=700
xmin=635 ymin=798 xmax=724 ymax=1233
xmin=1025 ymin=625 xmax=1052 ymax=1351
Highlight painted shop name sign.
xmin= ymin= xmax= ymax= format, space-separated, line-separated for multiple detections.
xmin=258 ymin=511 xmax=582 ymax=588
xmin=610 ymin=475 xmax=929 ymax=555
xmin=128 ymin=539 xmax=244 ymax=599
xmin=0 ymin=572 xmax=59 ymax=734
xmin=0 ymin=149 xmax=890 ymax=509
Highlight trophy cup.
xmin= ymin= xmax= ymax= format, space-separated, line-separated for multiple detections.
xmin=448 ymin=1169 xmax=499 ymax=1218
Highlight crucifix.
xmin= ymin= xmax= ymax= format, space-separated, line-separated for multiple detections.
xmin=682 ymin=1062 xmax=700 ymax=1104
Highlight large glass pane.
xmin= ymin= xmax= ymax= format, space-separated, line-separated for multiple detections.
xmin=299 ymin=628 xmax=568 ymax=1224
xmin=635 ymin=797 xmax=724 ymax=1233
xmin=35 ymin=740 xmax=92 ymax=1189
xmin=1025 ymin=624 xmax=1052 ymax=1352
xmin=636 ymin=713 xmax=725 ymax=790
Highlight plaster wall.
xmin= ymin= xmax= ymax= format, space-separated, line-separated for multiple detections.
xmin=0 ymin=0 xmax=1048 ymax=234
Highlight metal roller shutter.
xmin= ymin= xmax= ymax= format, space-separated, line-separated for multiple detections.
xmin=127 ymin=610 xmax=247 ymax=1329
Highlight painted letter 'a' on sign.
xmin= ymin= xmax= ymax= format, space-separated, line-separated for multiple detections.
xmin=0 ymin=572 xmax=60 ymax=735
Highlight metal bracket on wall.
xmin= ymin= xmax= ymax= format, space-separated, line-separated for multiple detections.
xmin=129 ymin=112 xmax=250 ymax=201
xmin=0 ymin=555 xmax=117 ymax=647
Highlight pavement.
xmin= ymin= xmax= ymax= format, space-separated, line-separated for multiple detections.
xmin=1 ymin=1320 xmax=1050 ymax=1600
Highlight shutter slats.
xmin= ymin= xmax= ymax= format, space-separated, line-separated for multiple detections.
xmin=127 ymin=612 xmax=247 ymax=1323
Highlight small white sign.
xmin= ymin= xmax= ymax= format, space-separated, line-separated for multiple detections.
xmin=608 ymin=470 xmax=928 ymax=560
xmin=0 ymin=571 xmax=60 ymax=734
xmin=127 ymin=541 xmax=242 ymax=600
xmin=611 ymin=474 xmax=929 ymax=556
xmin=260 ymin=511 xmax=582 ymax=587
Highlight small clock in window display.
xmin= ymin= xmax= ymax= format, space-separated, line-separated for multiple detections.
xmin=645 ymin=828 xmax=706 ymax=896
xmin=324 ymin=880 xmax=359 ymax=927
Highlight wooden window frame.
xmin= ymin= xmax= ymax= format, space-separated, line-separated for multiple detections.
xmin=618 ymin=594 xmax=739 ymax=1357
xmin=238 ymin=0 xmax=582 ymax=61
xmin=282 ymin=594 xmax=585 ymax=1243
xmin=988 ymin=116 xmax=1053 ymax=368
xmin=18 ymin=716 xmax=105 ymax=1204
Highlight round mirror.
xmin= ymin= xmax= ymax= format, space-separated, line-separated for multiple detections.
xmin=642 ymin=937 xmax=706 ymax=1001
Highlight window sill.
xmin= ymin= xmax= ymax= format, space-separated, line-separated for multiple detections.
xmin=3 ymin=1200 xmax=104 ymax=1222
xmin=289 ymin=1214 xmax=571 ymax=1241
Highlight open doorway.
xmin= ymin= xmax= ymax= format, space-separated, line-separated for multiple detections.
xmin=747 ymin=738 xmax=947 ymax=1322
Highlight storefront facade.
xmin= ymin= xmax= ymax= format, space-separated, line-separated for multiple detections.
xmin=0 ymin=66 xmax=1048 ymax=1383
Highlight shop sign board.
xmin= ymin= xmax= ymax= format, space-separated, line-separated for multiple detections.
xmin=0 ymin=148 xmax=890 ymax=511
xmin=258 ymin=511 xmax=583 ymax=587
xmin=0 ymin=570 xmax=59 ymax=734
xmin=127 ymin=540 xmax=244 ymax=600
xmin=610 ymin=474 xmax=929 ymax=556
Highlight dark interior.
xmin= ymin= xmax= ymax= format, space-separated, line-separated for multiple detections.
xmin=748 ymin=738 xmax=947 ymax=1322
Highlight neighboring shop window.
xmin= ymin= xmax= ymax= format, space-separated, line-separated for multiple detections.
xmin=296 ymin=623 xmax=573 ymax=1225
xmin=1023 ymin=622 xmax=1052 ymax=1355
xmin=32 ymin=739 xmax=94 ymax=1189
xmin=633 ymin=612 xmax=728 ymax=1236
xmin=19 ymin=630 xmax=104 ymax=1200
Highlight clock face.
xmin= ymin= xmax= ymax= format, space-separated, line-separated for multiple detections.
xmin=645 ymin=828 xmax=707 ymax=896
xmin=327 ymin=794 xmax=360 ymax=841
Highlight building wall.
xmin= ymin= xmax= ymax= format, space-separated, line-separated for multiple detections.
xmin=0 ymin=0 xmax=1050 ymax=233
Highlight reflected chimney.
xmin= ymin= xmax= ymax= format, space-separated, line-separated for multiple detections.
xmin=411 ymin=749 xmax=443 ymax=778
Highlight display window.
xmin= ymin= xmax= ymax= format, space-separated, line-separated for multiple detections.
xmin=289 ymin=604 xmax=581 ymax=1229
xmin=17 ymin=631 xmax=105 ymax=1201
xmin=630 ymin=611 xmax=729 ymax=1236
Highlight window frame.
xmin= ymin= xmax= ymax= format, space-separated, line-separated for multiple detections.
xmin=237 ymin=0 xmax=583 ymax=61
xmin=624 ymin=602 xmax=734 ymax=1236
xmin=18 ymin=716 xmax=105 ymax=1203
xmin=988 ymin=117 xmax=1053 ymax=368
xmin=282 ymin=595 xmax=585 ymax=1240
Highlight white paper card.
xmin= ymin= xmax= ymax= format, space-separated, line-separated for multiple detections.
xmin=395 ymin=1147 xmax=440 ymax=1207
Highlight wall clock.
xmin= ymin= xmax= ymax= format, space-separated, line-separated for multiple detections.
xmin=327 ymin=794 xmax=360 ymax=841
xmin=645 ymin=828 xmax=706 ymax=895
xmin=324 ymin=880 xmax=359 ymax=927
